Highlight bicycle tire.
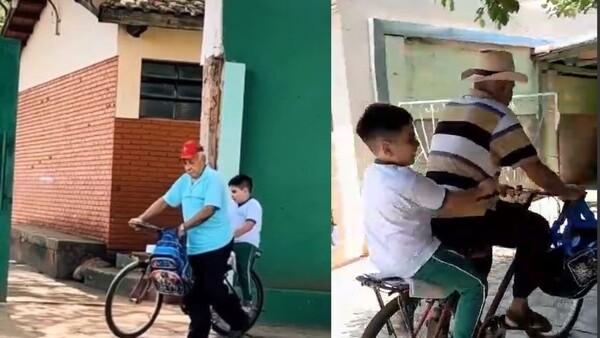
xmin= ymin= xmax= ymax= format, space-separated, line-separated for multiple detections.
xmin=105 ymin=260 xmax=164 ymax=338
xmin=535 ymin=297 xmax=583 ymax=338
xmin=361 ymin=297 xmax=401 ymax=338
xmin=211 ymin=270 xmax=265 ymax=336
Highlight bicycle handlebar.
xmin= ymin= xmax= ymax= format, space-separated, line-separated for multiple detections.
xmin=129 ymin=221 xmax=165 ymax=233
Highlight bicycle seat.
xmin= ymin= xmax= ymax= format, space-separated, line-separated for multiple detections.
xmin=355 ymin=273 xmax=409 ymax=291
xmin=356 ymin=273 xmax=451 ymax=299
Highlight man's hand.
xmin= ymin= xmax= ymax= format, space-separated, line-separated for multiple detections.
xmin=128 ymin=217 xmax=145 ymax=230
xmin=178 ymin=223 xmax=187 ymax=238
xmin=559 ymin=184 xmax=586 ymax=201
xmin=498 ymin=184 xmax=513 ymax=197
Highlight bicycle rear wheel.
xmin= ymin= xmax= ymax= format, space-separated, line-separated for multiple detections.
xmin=105 ymin=260 xmax=164 ymax=338
xmin=361 ymin=295 xmax=437 ymax=338
xmin=211 ymin=270 xmax=264 ymax=336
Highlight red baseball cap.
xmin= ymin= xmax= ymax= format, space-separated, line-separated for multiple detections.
xmin=180 ymin=140 xmax=204 ymax=160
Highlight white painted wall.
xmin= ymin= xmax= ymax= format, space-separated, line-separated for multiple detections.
xmin=115 ymin=26 xmax=203 ymax=118
xmin=18 ymin=0 xmax=118 ymax=91
xmin=331 ymin=7 xmax=364 ymax=264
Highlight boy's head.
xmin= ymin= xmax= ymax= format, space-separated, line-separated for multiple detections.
xmin=228 ymin=174 xmax=253 ymax=204
xmin=356 ymin=103 xmax=419 ymax=166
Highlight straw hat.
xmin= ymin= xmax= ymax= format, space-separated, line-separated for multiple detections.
xmin=461 ymin=50 xmax=528 ymax=83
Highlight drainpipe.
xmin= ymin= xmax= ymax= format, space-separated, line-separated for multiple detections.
xmin=199 ymin=0 xmax=224 ymax=169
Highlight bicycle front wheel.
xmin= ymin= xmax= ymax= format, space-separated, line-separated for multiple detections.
xmin=211 ymin=270 xmax=264 ymax=336
xmin=527 ymin=290 xmax=584 ymax=338
xmin=104 ymin=260 xmax=164 ymax=338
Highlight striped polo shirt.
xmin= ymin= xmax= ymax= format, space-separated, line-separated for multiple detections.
xmin=426 ymin=90 xmax=539 ymax=218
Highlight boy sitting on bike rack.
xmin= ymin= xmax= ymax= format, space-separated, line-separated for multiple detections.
xmin=228 ymin=174 xmax=263 ymax=311
xmin=356 ymin=103 xmax=497 ymax=338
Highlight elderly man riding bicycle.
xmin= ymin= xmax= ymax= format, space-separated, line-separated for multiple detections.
xmin=426 ymin=50 xmax=586 ymax=333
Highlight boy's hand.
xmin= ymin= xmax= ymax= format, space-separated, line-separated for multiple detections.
xmin=477 ymin=178 xmax=498 ymax=198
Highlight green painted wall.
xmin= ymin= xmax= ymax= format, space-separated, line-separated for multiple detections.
xmin=217 ymin=62 xmax=246 ymax=183
xmin=552 ymin=75 xmax=597 ymax=115
xmin=385 ymin=37 xmax=539 ymax=104
xmin=223 ymin=0 xmax=330 ymax=327
xmin=0 ymin=38 xmax=20 ymax=302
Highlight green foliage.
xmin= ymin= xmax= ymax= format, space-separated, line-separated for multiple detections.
xmin=0 ymin=0 xmax=9 ymax=29
xmin=0 ymin=0 xmax=11 ymax=27
xmin=437 ymin=0 xmax=597 ymax=29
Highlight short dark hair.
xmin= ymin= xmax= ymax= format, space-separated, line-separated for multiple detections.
xmin=355 ymin=103 xmax=413 ymax=146
xmin=228 ymin=174 xmax=253 ymax=192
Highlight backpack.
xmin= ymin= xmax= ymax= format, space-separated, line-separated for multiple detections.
xmin=149 ymin=229 xmax=194 ymax=296
xmin=539 ymin=200 xmax=597 ymax=299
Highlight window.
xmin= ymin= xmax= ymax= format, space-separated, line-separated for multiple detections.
xmin=139 ymin=60 xmax=203 ymax=121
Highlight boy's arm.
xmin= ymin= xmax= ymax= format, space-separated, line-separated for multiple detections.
xmin=409 ymin=173 xmax=496 ymax=212
xmin=234 ymin=221 xmax=256 ymax=237
xmin=441 ymin=180 xmax=496 ymax=212
xmin=234 ymin=200 xmax=262 ymax=238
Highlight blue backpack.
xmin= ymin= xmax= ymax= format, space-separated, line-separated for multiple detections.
xmin=540 ymin=200 xmax=597 ymax=299
xmin=149 ymin=229 xmax=194 ymax=296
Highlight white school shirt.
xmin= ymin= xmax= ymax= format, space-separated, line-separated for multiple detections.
xmin=228 ymin=198 xmax=263 ymax=247
xmin=362 ymin=162 xmax=446 ymax=278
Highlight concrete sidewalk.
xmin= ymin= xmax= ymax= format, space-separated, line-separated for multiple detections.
xmin=0 ymin=263 xmax=329 ymax=338
xmin=332 ymin=249 xmax=597 ymax=337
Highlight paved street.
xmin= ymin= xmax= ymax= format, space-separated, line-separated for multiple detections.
xmin=332 ymin=248 xmax=597 ymax=337
xmin=1 ymin=263 xmax=329 ymax=338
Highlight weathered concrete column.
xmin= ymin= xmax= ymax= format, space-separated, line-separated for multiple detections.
xmin=199 ymin=0 xmax=225 ymax=169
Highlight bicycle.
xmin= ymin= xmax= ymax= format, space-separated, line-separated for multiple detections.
xmin=357 ymin=188 xmax=593 ymax=338
xmin=104 ymin=221 xmax=264 ymax=338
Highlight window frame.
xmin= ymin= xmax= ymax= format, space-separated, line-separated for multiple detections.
xmin=139 ymin=59 xmax=203 ymax=121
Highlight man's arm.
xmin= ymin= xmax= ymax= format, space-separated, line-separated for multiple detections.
xmin=520 ymin=160 xmax=582 ymax=198
xmin=181 ymin=206 xmax=217 ymax=230
xmin=138 ymin=197 xmax=170 ymax=221
xmin=181 ymin=174 xmax=225 ymax=231
xmin=490 ymin=115 xmax=584 ymax=200
xmin=130 ymin=175 xmax=183 ymax=227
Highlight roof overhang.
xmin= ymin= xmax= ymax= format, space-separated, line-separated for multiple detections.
xmin=1 ymin=0 xmax=47 ymax=47
xmin=533 ymin=34 xmax=597 ymax=78
xmin=76 ymin=0 xmax=204 ymax=33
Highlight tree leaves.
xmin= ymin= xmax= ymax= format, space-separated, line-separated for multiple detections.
xmin=437 ymin=0 xmax=597 ymax=29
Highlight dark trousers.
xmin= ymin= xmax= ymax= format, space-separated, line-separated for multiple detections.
xmin=431 ymin=201 xmax=551 ymax=298
xmin=185 ymin=240 xmax=246 ymax=338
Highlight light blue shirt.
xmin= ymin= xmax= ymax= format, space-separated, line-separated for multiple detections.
xmin=163 ymin=167 xmax=233 ymax=255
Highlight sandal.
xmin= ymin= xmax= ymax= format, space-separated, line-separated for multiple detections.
xmin=504 ymin=309 xmax=552 ymax=333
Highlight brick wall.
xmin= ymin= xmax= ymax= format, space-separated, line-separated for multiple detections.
xmin=109 ymin=119 xmax=200 ymax=251
xmin=12 ymin=58 xmax=118 ymax=242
